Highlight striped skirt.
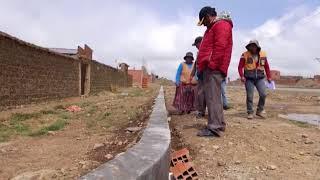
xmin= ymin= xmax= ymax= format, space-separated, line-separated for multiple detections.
xmin=173 ymin=84 xmax=197 ymax=113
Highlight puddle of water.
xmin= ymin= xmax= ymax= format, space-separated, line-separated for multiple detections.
xmin=279 ymin=113 xmax=320 ymax=126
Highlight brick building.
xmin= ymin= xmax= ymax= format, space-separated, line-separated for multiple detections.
xmin=128 ymin=66 xmax=153 ymax=88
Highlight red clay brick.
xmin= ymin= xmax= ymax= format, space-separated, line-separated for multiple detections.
xmin=171 ymin=148 xmax=192 ymax=167
xmin=171 ymin=162 xmax=199 ymax=180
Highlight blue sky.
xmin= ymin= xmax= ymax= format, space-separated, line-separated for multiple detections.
xmin=0 ymin=0 xmax=320 ymax=79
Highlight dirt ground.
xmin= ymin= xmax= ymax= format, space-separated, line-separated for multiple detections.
xmin=0 ymin=85 xmax=158 ymax=180
xmin=166 ymin=85 xmax=320 ymax=180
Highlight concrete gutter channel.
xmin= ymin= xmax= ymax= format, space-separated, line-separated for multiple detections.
xmin=80 ymin=86 xmax=171 ymax=180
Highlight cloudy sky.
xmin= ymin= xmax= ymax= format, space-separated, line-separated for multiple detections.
xmin=1 ymin=0 xmax=320 ymax=80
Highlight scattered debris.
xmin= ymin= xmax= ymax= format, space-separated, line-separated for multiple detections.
xmin=65 ymin=105 xmax=82 ymax=112
xmin=259 ymin=146 xmax=267 ymax=152
xmin=93 ymin=143 xmax=104 ymax=150
xmin=267 ymin=165 xmax=277 ymax=170
xmin=235 ymin=160 xmax=242 ymax=165
xmin=120 ymin=92 xmax=129 ymax=96
xmin=47 ymin=131 xmax=56 ymax=136
xmin=301 ymin=134 xmax=308 ymax=138
xmin=304 ymin=139 xmax=314 ymax=144
xmin=212 ymin=145 xmax=220 ymax=150
xmin=125 ymin=127 xmax=142 ymax=133
xmin=104 ymin=154 xmax=113 ymax=159
xmin=217 ymin=161 xmax=226 ymax=167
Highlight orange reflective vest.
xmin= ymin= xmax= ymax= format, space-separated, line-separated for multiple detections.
xmin=180 ymin=63 xmax=197 ymax=84
xmin=243 ymin=51 xmax=267 ymax=71
xmin=242 ymin=51 xmax=267 ymax=79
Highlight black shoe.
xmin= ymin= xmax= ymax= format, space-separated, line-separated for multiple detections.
xmin=223 ymin=106 xmax=231 ymax=110
xmin=197 ymin=128 xmax=221 ymax=137
xmin=196 ymin=112 xmax=205 ymax=119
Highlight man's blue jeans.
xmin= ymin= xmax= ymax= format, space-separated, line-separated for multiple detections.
xmin=245 ymin=78 xmax=267 ymax=114
xmin=221 ymin=80 xmax=228 ymax=107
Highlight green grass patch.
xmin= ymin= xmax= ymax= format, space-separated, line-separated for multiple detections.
xmin=40 ymin=110 xmax=57 ymax=115
xmin=97 ymin=112 xmax=111 ymax=121
xmin=53 ymin=105 xmax=65 ymax=110
xmin=130 ymin=88 xmax=144 ymax=97
xmin=0 ymin=124 xmax=13 ymax=142
xmin=59 ymin=112 xmax=70 ymax=120
xmin=87 ymin=105 xmax=98 ymax=115
xmin=10 ymin=113 xmax=40 ymax=124
xmin=13 ymin=123 xmax=31 ymax=134
xmin=79 ymin=102 xmax=91 ymax=108
xmin=29 ymin=119 xmax=68 ymax=136
xmin=86 ymin=119 xmax=97 ymax=128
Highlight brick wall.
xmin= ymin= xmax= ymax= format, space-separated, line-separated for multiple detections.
xmin=128 ymin=69 xmax=151 ymax=87
xmin=0 ymin=32 xmax=79 ymax=109
xmin=314 ymin=75 xmax=320 ymax=84
xmin=276 ymin=76 xmax=303 ymax=86
xmin=0 ymin=31 xmax=132 ymax=109
xmin=89 ymin=60 xmax=132 ymax=93
xmin=128 ymin=70 xmax=143 ymax=85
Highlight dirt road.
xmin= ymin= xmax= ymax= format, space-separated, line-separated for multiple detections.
xmin=0 ymin=85 xmax=158 ymax=179
xmin=166 ymin=86 xmax=320 ymax=180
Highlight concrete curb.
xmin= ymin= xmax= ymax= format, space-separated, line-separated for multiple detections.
xmin=80 ymin=86 xmax=170 ymax=180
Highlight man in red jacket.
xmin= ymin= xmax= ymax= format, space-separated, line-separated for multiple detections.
xmin=196 ymin=6 xmax=233 ymax=137
xmin=238 ymin=40 xmax=271 ymax=119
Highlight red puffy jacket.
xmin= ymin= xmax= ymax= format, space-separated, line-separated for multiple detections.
xmin=197 ymin=19 xmax=233 ymax=76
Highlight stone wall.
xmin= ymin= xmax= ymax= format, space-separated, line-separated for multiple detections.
xmin=90 ymin=60 xmax=132 ymax=93
xmin=0 ymin=31 xmax=132 ymax=109
xmin=0 ymin=32 xmax=79 ymax=108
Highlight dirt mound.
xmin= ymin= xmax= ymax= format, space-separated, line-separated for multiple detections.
xmin=296 ymin=79 xmax=320 ymax=88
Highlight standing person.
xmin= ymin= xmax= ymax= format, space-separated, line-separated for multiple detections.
xmin=173 ymin=52 xmax=197 ymax=114
xmin=192 ymin=36 xmax=230 ymax=115
xmin=238 ymin=40 xmax=271 ymax=119
xmin=196 ymin=6 xmax=233 ymax=137
xmin=190 ymin=36 xmax=206 ymax=118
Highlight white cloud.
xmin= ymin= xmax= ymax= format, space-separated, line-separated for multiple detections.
xmin=0 ymin=1 xmax=319 ymax=80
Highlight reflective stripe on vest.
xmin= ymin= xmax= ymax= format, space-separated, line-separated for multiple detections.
xmin=180 ymin=63 xmax=197 ymax=84
xmin=243 ymin=51 xmax=267 ymax=71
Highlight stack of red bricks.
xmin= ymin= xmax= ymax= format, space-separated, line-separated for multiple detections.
xmin=170 ymin=148 xmax=199 ymax=180
xmin=142 ymin=77 xmax=148 ymax=88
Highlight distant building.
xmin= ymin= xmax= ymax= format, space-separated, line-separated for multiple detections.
xmin=128 ymin=66 xmax=152 ymax=88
